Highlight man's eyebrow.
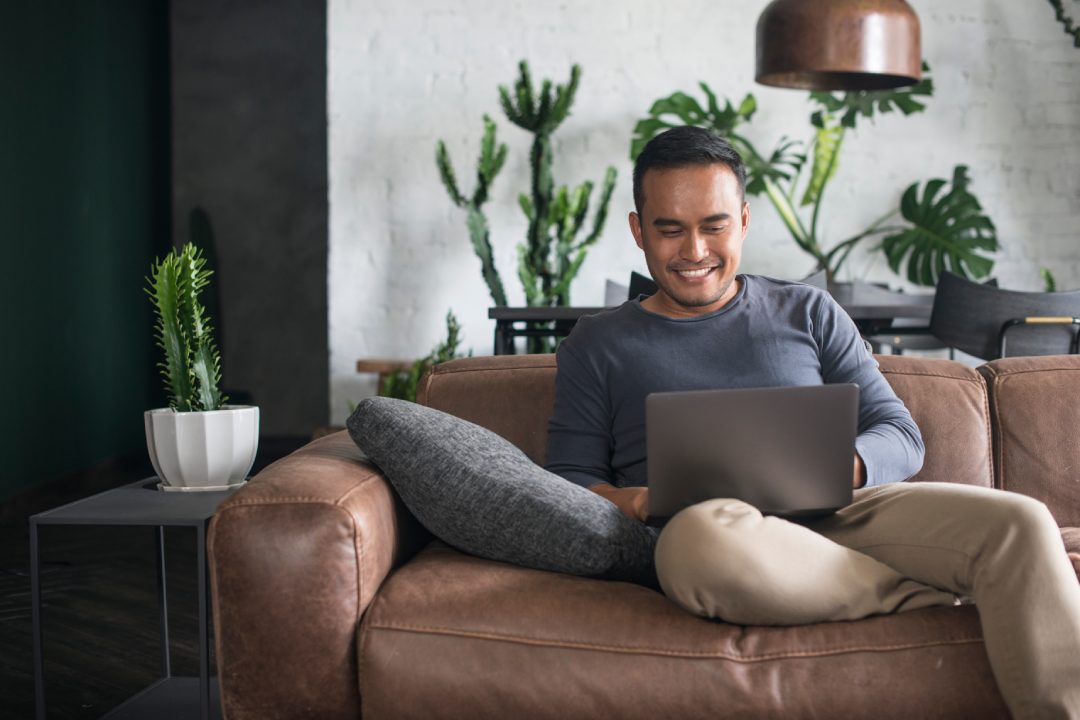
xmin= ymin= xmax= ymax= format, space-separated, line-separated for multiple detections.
xmin=651 ymin=213 xmax=732 ymax=227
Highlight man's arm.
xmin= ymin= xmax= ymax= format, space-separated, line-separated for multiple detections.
xmin=814 ymin=294 xmax=925 ymax=487
xmin=545 ymin=338 xmax=649 ymax=521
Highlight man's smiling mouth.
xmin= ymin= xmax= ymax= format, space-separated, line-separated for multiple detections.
xmin=675 ymin=267 xmax=717 ymax=278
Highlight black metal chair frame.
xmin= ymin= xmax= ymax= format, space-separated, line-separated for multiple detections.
xmin=998 ymin=316 xmax=1080 ymax=358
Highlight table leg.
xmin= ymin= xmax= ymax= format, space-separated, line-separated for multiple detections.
xmin=494 ymin=321 xmax=507 ymax=355
xmin=197 ymin=523 xmax=210 ymax=720
xmin=156 ymin=525 xmax=171 ymax=678
xmin=31 ymin=520 xmax=45 ymax=720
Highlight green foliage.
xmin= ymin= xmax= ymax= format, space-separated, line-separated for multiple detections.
xmin=880 ymin=166 xmax=999 ymax=286
xmin=494 ymin=61 xmax=616 ymax=351
xmin=629 ymin=64 xmax=998 ymax=285
xmin=630 ymin=85 xmax=804 ymax=196
xmin=1047 ymin=0 xmax=1080 ymax=47
xmin=437 ymin=61 xmax=615 ymax=352
xmin=145 ymin=243 xmax=227 ymax=411
xmin=801 ymin=120 xmax=843 ymax=207
xmin=1042 ymin=267 xmax=1058 ymax=292
xmin=381 ymin=311 xmax=467 ymax=403
xmin=436 ymin=115 xmax=509 ymax=306
xmin=808 ymin=63 xmax=934 ymax=129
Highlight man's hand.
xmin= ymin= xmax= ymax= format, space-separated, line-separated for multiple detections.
xmin=589 ymin=482 xmax=649 ymax=522
xmin=853 ymin=453 xmax=867 ymax=489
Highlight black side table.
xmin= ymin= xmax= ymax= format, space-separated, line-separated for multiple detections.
xmin=30 ymin=478 xmax=242 ymax=720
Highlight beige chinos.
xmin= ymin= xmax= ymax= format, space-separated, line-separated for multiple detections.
xmin=654 ymin=482 xmax=1080 ymax=720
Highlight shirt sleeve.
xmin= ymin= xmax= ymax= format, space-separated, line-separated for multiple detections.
xmin=812 ymin=294 xmax=925 ymax=486
xmin=544 ymin=336 xmax=614 ymax=489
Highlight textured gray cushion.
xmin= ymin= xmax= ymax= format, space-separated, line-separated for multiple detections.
xmin=346 ymin=397 xmax=657 ymax=585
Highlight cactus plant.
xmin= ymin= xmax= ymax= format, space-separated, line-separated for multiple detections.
xmin=145 ymin=243 xmax=227 ymax=411
xmin=381 ymin=310 xmax=467 ymax=403
xmin=435 ymin=61 xmax=616 ymax=352
xmin=436 ymin=115 xmax=509 ymax=306
xmin=500 ymin=61 xmax=616 ymax=309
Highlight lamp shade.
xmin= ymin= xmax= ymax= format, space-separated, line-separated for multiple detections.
xmin=756 ymin=0 xmax=921 ymax=91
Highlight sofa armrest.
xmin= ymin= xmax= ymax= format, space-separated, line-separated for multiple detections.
xmin=208 ymin=431 xmax=429 ymax=720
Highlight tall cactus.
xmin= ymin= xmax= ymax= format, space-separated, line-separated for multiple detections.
xmin=146 ymin=243 xmax=227 ymax=411
xmin=500 ymin=61 xmax=617 ymax=309
xmin=436 ymin=115 xmax=509 ymax=306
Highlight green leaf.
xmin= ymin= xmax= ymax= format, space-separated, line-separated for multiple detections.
xmin=879 ymin=165 xmax=999 ymax=287
xmin=1042 ymin=267 xmax=1057 ymax=293
xmin=809 ymin=62 xmax=934 ymax=130
xmin=737 ymin=94 xmax=756 ymax=119
xmin=649 ymin=91 xmax=708 ymax=124
xmin=800 ymin=121 xmax=844 ymax=206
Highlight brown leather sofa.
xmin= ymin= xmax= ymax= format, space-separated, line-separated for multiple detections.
xmin=208 ymin=353 xmax=1080 ymax=719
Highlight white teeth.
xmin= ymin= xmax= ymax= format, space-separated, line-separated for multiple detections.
xmin=677 ymin=268 xmax=712 ymax=277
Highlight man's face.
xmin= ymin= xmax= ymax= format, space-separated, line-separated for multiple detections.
xmin=629 ymin=163 xmax=750 ymax=318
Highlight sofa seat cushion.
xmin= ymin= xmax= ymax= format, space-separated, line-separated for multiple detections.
xmin=358 ymin=543 xmax=1008 ymax=720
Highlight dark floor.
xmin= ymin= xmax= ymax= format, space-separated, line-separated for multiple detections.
xmin=0 ymin=437 xmax=308 ymax=720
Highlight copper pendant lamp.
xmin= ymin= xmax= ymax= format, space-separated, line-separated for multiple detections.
xmin=755 ymin=0 xmax=921 ymax=91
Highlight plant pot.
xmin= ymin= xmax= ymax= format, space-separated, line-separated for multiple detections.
xmin=144 ymin=405 xmax=259 ymax=490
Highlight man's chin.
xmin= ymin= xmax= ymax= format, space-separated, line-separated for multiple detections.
xmin=665 ymin=279 xmax=736 ymax=309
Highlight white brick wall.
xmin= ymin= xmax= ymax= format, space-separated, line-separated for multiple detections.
xmin=328 ymin=0 xmax=1080 ymax=423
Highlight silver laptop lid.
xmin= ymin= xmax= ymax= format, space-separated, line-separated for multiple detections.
xmin=646 ymin=384 xmax=859 ymax=519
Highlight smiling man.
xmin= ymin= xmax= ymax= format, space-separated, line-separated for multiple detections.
xmin=543 ymin=127 xmax=1080 ymax=719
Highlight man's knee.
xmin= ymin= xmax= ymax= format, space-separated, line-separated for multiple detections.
xmin=654 ymin=499 xmax=776 ymax=619
xmin=898 ymin=483 xmax=1057 ymax=543
xmin=988 ymin=491 xmax=1059 ymax=546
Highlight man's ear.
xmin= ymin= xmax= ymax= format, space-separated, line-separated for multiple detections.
xmin=629 ymin=211 xmax=644 ymax=250
xmin=740 ymin=201 xmax=750 ymax=237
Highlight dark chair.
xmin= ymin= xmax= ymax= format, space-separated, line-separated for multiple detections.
xmin=929 ymin=271 xmax=1080 ymax=360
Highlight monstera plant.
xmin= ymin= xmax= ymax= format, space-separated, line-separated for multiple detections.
xmin=630 ymin=64 xmax=1000 ymax=287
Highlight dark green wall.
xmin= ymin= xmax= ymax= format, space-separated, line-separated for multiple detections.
xmin=0 ymin=2 xmax=170 ymax=499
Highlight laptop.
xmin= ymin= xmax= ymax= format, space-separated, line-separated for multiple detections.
xmin=646 ymin=384 xmax=859 ymax=523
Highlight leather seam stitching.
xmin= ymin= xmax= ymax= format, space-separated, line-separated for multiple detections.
xmin=983 ymin=366 xmax=1080 ymax=379
xmin=217 ymin=497 xmax=368 ymax=508
xmin=981 ymin=372 xmax=996 ymax=490
xmin=432 ymin=364 xmax=555 ymax=376
xmin=993 ymin=376 xmax=1007 ymax=491
xmin=879 ymin=369 xmax=982 ymax=383
xmin=364 ymin=623 xmax=983 ymax=661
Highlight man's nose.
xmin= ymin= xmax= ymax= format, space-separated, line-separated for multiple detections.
xmin=680 ymin=231 xmax=709 ymax=263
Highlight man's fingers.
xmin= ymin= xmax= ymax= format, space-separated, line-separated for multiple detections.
xmin=1068 ymin=552 xmax=1080 ymax=580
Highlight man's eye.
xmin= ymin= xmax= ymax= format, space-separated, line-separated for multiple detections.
xmin=661 ymin=230 xmax=683 ymax=237
xmin=705 ymin=226 xmax=727 ymax=233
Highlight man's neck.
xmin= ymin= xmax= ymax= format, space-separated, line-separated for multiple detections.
xmin=641 ymin=277 xmax=743 ymax=319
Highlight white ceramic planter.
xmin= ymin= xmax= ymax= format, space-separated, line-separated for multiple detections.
xmin=144 ymin=405 xmax=260 ymax=490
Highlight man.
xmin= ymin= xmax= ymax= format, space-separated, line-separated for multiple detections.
xmin=544 ymin=127 xmax=1080 ymax=719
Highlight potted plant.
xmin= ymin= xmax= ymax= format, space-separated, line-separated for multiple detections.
xmin=630 ymin=69 xmax=1000 ymax=288
xmin=144 ymin=243 xmax=258 ymax=491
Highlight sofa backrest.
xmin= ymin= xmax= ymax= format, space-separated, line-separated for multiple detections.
xmin=418 ymin=354 xmax=994 ymax=487
xmin=418 ymin=354 xmax=558 ymax=464
xmin=875 ymin=355 xmax=993 ymax=487
xmin=979 ymin=355 xmax=1080 ymax=526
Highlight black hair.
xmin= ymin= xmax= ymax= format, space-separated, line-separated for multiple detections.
xmin=632 ymin=126 xmax=747 ymax=213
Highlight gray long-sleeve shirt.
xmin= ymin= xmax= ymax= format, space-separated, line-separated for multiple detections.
xmin=544 ymin=275 xmax=924 ymax=490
